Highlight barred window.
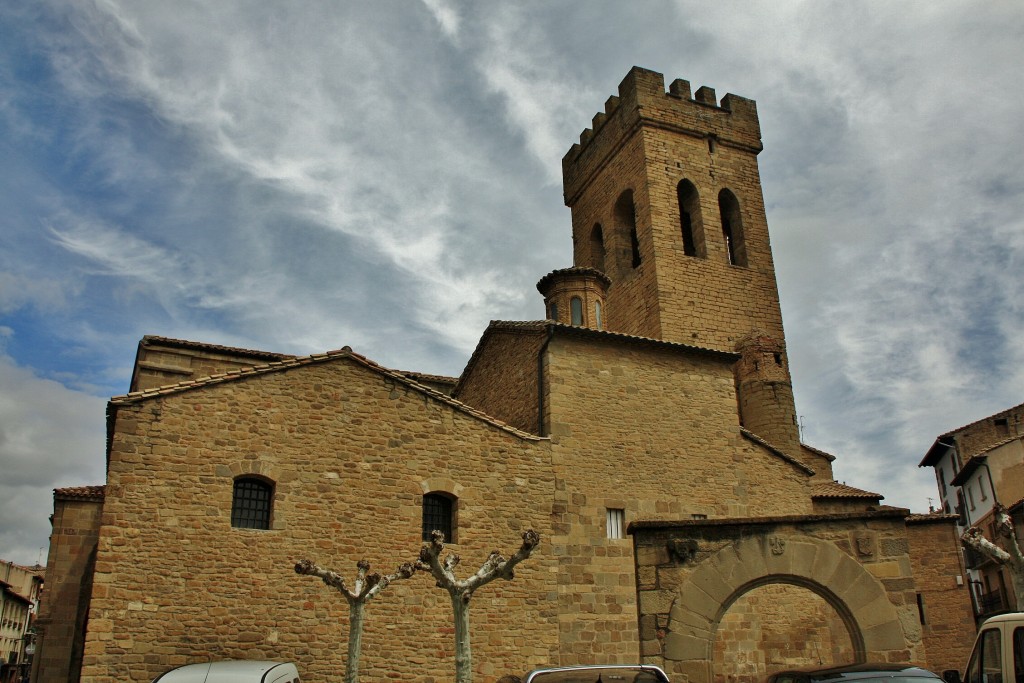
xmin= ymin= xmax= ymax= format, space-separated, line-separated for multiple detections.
xmin=231 ymin=477 xmax=273 ymax=530
xmin=422 ymin=492 xmax=455 ymax=542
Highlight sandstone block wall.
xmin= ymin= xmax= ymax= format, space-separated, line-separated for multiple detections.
xmin=542 ymin=333 xmax=815 ymax=665
xmin=83 ymin=358 xmax=558 ymax=683
xmin=454 ymin=325 xmax=548 ymax=435
xmin=34 ymin=492 xmax=104 ymax=683
xmin=905 ymin=517 xmax=975 ymax=673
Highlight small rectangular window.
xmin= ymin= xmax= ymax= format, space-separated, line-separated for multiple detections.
xmin=606 ymin=508 xmax=625 ymax=540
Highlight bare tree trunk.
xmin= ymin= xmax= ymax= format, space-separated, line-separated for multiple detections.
xmin=418 ymin=529 xmax=540 ymax=683
xmin=962 ymin=503 xmax=1024 ymax=611
xmin=451 ymin=592 xmax=472 ymax=683
xmin=347 ymin=600 xmax=365 ymax=683
xmin=295 ymin=559 xmax=417 ymax=683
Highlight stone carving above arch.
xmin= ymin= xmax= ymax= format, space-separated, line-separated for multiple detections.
xmin=663 ymin=535 xmax=908 ymax=683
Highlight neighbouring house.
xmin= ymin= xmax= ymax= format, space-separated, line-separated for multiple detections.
xmin=0 ymin=561 xmax=44 ymax=683
xmin=920 ymin=405 xmax=1024 ymax=618
xmin=35 ymin=67 xmax=976 ymax=683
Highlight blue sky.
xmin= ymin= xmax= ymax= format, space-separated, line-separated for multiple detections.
xmin=2 ymin=0 xmax=1023 ymax=566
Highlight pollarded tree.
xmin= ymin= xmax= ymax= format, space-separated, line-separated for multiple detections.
xmin=295 ymin=558 xmax=418 ymax=683
xmin=418 ymin=529 xmax=540 ymax=683
xmin=961 ymin=502 xmax=1024 ymax=610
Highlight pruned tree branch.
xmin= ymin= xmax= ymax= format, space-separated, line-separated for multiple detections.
xmin=961 ymin=503 xmax=1024 ymax=610
xmin=295 ymin=558 xmax=419 ymax=683
xmin=418 ymin=529 xmax=540 ymax=683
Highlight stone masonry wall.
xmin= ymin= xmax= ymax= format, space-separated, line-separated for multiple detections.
xmin=905 ymin=517 xmax=975 ymax=674
xmin=34 ymin=494 xmax=103 ymax=683
xmin=542 ymin=333 xmax=815 ymax=666
xmin=454 ymin=326 xmax=548 ymax=435
xmin=81 ymin=358 xmax=558 ymax=683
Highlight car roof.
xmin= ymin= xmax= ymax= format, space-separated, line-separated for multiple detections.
xmin=153 ymin=660 xmax=298 ymax=683
xmin=769 ymin=663 xmax=939 ymax=681
xmin=524 ymin=664 xmax=671 ymax=682
xmin=981 ymin=613 xmax=1024 ymax=626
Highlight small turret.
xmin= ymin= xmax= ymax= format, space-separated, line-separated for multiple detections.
xmin=536 ymin=267 xmax=611 ymax=330
xmin=734 ymin=330 xmax=801 ymax=458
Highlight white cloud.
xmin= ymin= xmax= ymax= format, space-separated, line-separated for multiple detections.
xmin=0 ymin=353 xmax=106 ymax=565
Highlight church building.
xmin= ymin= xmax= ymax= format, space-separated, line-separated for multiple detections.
xmin=33 ymin=67 xmax=976 ymax=683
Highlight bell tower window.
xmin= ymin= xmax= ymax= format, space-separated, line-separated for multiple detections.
xmin=613 ymin=190 xmax=640 ymax=272
xmin=590 ymin=224 xmax=606 ymax=272
xmin=677 ymin=179 xmax=705 ymax=258
xmin=719 ymin=188 xmax=747 ymax=267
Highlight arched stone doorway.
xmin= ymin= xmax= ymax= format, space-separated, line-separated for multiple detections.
xmin=648 ymin=532 xmax=916 ymax=683
xmin=712 ymin=580 xmax=856 ymax=683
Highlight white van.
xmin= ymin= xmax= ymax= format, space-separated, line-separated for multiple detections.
xmin=152 ymin=660 xmax=300 ymax=683
xmin=943 ymin=612 xmax=1024 ymax=683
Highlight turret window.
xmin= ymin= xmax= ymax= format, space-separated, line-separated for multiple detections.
xmin=570 ymin=297 xmax=583 ymax=326
xmin=594 ymin=301 xmax=602 ymax=330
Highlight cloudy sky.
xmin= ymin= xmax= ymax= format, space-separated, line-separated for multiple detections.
xmin=2 ymin=1 xmax=1022 ymax=566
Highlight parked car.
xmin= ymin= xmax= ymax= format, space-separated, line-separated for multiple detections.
xmin=523 ymin=664 xmax=671 ymax=682
xmin=151 ymin=660 xmax=301 ymax=683
xmin=767 ymin=663 xmax=942 ymax=683
xmin=941 ymin=611 xmax=1024 ymax=683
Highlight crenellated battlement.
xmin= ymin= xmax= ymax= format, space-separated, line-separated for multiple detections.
xmin=562 ymin=66 xmax=762 ymax=206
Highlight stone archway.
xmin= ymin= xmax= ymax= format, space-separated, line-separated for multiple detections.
xmin=662 ymin=536 xmax=908 ymax=683
xmin=711 ymin=579 xmax=856 ymax=683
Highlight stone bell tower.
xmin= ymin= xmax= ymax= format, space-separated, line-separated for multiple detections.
xmin=560 ymin=66 xmax=800 ymax=453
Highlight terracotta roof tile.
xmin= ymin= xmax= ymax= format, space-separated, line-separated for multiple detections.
xmin=812 ymin=481 xmax=883 ymax=500
xmin=54 ymin=485 xmax=106 ymax=501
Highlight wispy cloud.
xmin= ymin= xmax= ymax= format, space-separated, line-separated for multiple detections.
xmin=0 ymin=1 xmax=1021 ymax=563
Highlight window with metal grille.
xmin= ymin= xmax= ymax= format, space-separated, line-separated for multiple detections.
xmin=422 ymin=492 xmax=454 ymax=542
xmin=231 ymin=477 xmax=273 ymax=530
xmin=607 ymin=508 xmax=625 ymax=539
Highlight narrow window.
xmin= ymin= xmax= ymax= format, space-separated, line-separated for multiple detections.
xmin=606 ymin=508 xmax=625 ymax=539
xmin=594 ymin=301 xmax=602 ymax=330
xmin=719 ymin=188 xmax=747 ymax=267
xmin=231 ymin=477 xmax=273 ymax=530
xmin=968 ymin=484 xmax=976 ymax=510
xmin=613 ymin=191 xmax=640 ymax=272
xmin=995 ymin=417 xmax=1009 ymax=435
xmin=677 ymin=180 xmax=704 ymax=258
xmin=548 ymin=302 xmax=559 ymax=322
xmin=422 ymin=492 xmax=455 ymax=543
xmin=590 ymin=224 xmax=606 ymax=272
xmin=570 ymin=297 xmax=583 ymax=326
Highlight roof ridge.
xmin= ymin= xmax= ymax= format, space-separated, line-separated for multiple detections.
xmin=142 ymin=335 xmax=295 ymax=360
xmin=112 ymin=347 xmax=546 ymax=442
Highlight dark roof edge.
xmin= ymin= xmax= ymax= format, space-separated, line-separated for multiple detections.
xmin=628 ymin=507 xmax=912 ymax=532
xmin=740 ymin=429 xmax=815 ymax=475
xmin=108 ymin=348 xmax=546 ymax=443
